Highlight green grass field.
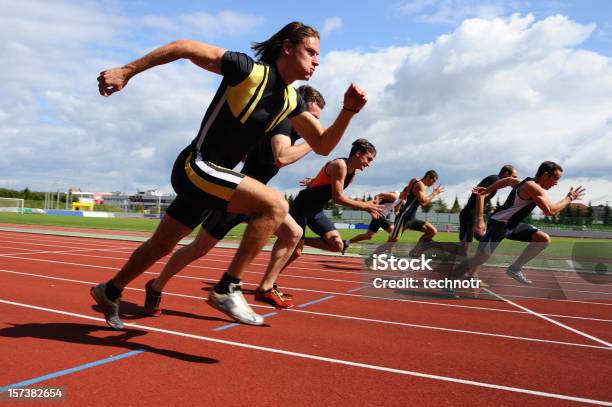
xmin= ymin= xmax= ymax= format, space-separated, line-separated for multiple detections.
xmin=1 ymin=213 xmax=610 ymax=268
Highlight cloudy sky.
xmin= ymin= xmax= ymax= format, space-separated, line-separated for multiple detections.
xmin=1 ymin=0 xmax=611 ymax=207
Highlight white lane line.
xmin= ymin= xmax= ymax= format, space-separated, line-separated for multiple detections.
xmin=0 ymin=299 xmax=610 ymax=406
xmin=2 ymin=232 xmax=608 ymax=284
xmin=145 ymin=271 xmax=612 ymax=323
xmin=1 ymin=268 xmax=610 ymax=350
xmin=1 ymin=254 xmax=610 ymax=322
xmin=0 ymin=246 xmax=135 ymax=257
xmin=483 ymin=288 xmax=612 ymax=349
xmin=6 ymin=251 xmax=612 ymax=297
xmin=0 ymin=238 xmax=134 ymax=250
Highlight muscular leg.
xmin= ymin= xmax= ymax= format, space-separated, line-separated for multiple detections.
xmin=93 ymin=214 xmax=193 ymax=328
xmin=451 ymin=245 xmax=491 ymax=279
xmin=511 ymin=230 xmax=550 ymax=270
xmin=152 ymin=227 xmax=219 ymax=292
xmin=410 ymin=222 xmax=437 ymax=256
xmin=419 ymin=222 xmax=437 ymax=242
xmin=112 ymin=215 xmax=193 ymax=288
xmin=223 ymin=177 xmax=288 ymax=281
xmin=304 ymin=230 xmax=344 ymax=252
xmin=281 ymin=240 xmax=304 ymax=273
xmin=258 ymin=214 xmax=303 ymax=291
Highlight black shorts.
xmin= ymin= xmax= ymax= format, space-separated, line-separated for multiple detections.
xmin=477 ymin=219 xmax=539 ymax=256
xmin=290 ymin=205 xmax=336 ymax=238
xmin=459 ymin=210 xmax=476 ymax=242
xmin=166 ymin=146 xmax=246 ymax=229
xmin=390 ymin=214 xmax=426 ymax=240
xmin=368 ymin=217 xmax=392 ymax=233
xmin=201 ymin=209 xmax=248 ymax=240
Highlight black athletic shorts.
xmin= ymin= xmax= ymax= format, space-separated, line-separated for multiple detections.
xmin=200 ymin=209 xmax=248 ymax=240
xmin=477 ymin=219 xmax=539 ymax=256
xmin=166 ymin=146 xmax=246 ymax=229
xmin=459 ymin=210 xmax=476 ymax=242
xmin=390 ymin=216 xmax=426 ymax=240
xmin=290 ymin=204 xmax=336 ymax=238
xmin=368 ymin=217 xmax=392 ymax=233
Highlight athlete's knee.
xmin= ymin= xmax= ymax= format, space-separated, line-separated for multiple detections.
xmin=260 ymin=191 xmax=288 ymax=223
xmin=284 ymin=222 xmax=303 ymax=247
xmin=533 ymin=231 xmax=551 ymax=244
xmin=425 ymin=224 xmax=437 ymax=237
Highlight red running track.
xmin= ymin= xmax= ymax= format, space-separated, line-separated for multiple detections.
xmin=0 ymin=228 xmax=611 ymax=406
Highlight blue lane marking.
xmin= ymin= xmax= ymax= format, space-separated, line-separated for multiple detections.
xmin=212 ymin=294 xmax=338 ymax=331
xmin=297 ymin=295 xmax=336 ymax=308
xmin=347 ymin=285 xmax=370 ymax=293
xmin=212 ymin=312 xmax=278 ymax=331
xmin=0 ymin=350 xmax=144 ymax=392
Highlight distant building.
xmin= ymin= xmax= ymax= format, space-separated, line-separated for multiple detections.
xmin=103 ymin=190 xmax=175 ymax=212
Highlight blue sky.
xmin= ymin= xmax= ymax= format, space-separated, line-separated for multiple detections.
xmin=1 ymin=0 xmax=611 ymax=207
xmin=114 ymin=0 xmax=612 ymax=54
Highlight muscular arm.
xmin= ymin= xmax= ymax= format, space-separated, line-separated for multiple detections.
xmin=479 ymin=177 xmax=521 ymax=195
xmin=376 ymin=192 xmax=400 ymax=202
xmin=475 ymin=194 xmax=486 ymax=224
xmin=271 ymin=134 xmax=312 ymax=168
xmin=415 ymin=182 xmax=442 ymax=208
xmin=98 ymin=40 xmax=225 ymax=96
xmin=526 ymin=182 xmax=584 ymax=216
xmin=289 ymin=84 xmax=367 ymax=156
xmin=329 ymin=160 xmax=382 ymax=216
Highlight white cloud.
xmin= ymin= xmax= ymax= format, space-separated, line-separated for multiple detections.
xmin=131 ymin=146 xmax=156 ymax=159
xmin=398 ymin=0 xmax=516 ymax=25
xmin=1 ymin=3 xmax=610 ymax=212
xmin=142 ymin=15 xmax=178 ymax=31
xmin=180 ymin=11 xmax=265 ymax=39
xmin=299 ymin=13 xmax=611 ymax=206
xmin=322 ymin=17 xmax=342 ymax=35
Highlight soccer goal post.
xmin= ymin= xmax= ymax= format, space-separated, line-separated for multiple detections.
xmin=0 ymin=197 xmax=25 ymax=214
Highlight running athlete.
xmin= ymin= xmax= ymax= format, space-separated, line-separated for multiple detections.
xmin=452 ymin=161 xmax=585 ymax=289
xmin=459 ymin=165 xmax=517 ymax=255
xmin=275 ymin=139 xmax=382 ymax=275
xmin=92 ymin=22 xmax=367 ymax=329
xmin=391 ymin=171 xmax=444 ymax=248
xmin=143 ymin=86 xmax=325 ymax=315
xmin=369 ymin=171 xmax=443 ymax=270
xmin=348 ymin=190 xmax=406 ymax=244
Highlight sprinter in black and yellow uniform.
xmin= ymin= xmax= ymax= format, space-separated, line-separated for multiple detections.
xmin=142 ymin=86 xmax=326 ymax=313
xmin=92 ymin=22 xmax=367 ymax=328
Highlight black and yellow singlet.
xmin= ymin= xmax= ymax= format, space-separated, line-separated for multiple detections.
xmin=190 ymin=51 xmax=306 ymax=169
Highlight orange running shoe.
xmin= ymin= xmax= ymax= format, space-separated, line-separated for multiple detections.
xmin=255 ymin=288 xmax=294 ymax=309
xmin=273 ymin=283 xmax=292 ymax=299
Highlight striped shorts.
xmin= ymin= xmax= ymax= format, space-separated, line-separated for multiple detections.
xmin=166 ymin=146 xmax=246 ymax=229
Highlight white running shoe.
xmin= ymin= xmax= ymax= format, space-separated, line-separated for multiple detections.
xmin=90 ymin=283 xmax=124 ymax=330
xmin=207 ymin=282 xmax=264 ymax=326
xmin=506 ymin=266 xmax=533 ymax=285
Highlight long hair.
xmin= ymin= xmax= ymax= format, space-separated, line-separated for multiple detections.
xmin=251 ymin=22 xmax=319 ymax=65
